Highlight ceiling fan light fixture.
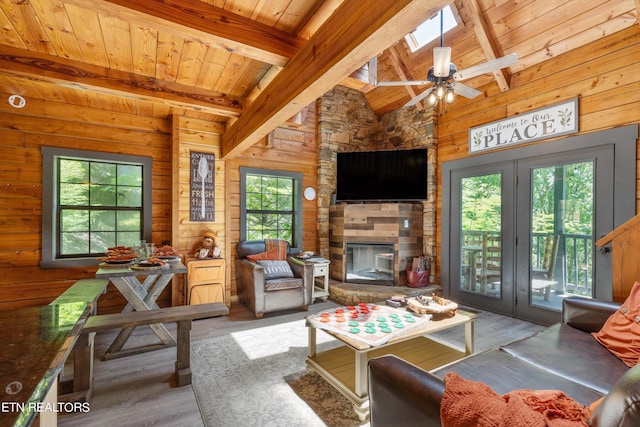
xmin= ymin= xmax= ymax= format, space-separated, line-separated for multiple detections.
xmin=445 ymin=87 xmax=455 ymax=104
xmin=433 ymin=47 xmax=451 ymax=77
xmin=436 ymin=83 xmax=445 ymax=99
xmin=428 ymin=91 xmax=437 ymax=105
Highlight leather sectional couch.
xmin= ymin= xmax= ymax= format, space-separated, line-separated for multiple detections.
xmin=368 ymin=296 xmax=640 ymax=426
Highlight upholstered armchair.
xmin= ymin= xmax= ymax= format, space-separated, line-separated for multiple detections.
xmin=235 ymin=239 xmax=314 ymax=319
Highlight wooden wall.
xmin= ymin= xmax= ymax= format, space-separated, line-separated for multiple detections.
xmin=0 ymin=91 xmax=174 ymax=313
xmin=0 ymin=79 xmax=318 ymax=311
xmin=226 ymin=103 xmax=319 ymax=300
xmin=435 ymin=25 xmax=640 ymax=298
xmin=171 ymin=115 xmax=228 ymax=306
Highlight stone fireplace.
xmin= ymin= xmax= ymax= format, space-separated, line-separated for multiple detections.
xmin=329 ymin=203 xmax=424 ymax=286
xmin=316 ymin=86 xmax=438 ymax=284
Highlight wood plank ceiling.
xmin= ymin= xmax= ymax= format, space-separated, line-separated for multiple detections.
xmin=0 ymin=0 xmax=638 ymax=157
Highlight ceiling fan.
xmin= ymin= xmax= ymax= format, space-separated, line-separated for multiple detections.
xmin=377 ymin=11 xmax=518 ymax=107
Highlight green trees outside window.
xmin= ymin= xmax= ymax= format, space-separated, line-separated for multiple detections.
xmin=245 ymin=173 xmax=294 ymax=242
xmin=58 ymin=158 xmax=143 ymax=256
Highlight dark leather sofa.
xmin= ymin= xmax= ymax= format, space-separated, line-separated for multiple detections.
xmin=368 ymin=296 xmax=640 ymax=427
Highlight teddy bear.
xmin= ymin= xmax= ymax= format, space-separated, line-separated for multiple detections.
xmin=195 ymin=231 xmax=221 ymax=259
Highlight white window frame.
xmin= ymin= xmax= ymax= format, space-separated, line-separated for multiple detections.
xmin=405 ymin=5 xmax=458 ymax=53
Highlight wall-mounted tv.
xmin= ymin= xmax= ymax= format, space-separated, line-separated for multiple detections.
xmin=336 ymin=148 xmax=428 ymax=202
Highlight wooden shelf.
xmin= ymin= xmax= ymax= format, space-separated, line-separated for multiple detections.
xmin=307 ymin=336 xmax=465 ymax=396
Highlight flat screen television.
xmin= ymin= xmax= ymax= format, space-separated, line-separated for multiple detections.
xmin=336 ymin=148 xmax=428 ymax=202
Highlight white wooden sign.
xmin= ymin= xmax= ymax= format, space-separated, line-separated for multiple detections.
xmin=469 ymin=98 xmax=578 ymax=153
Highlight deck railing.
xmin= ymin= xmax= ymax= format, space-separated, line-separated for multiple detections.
xmin=463 ymin=230 xmax=593 ymax=296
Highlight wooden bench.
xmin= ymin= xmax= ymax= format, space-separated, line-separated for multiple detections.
xmin=49 ymin=277 xmax=109 ymax=310
xmin=49 ymin=278 xmax=110 ymax=402
xmin=78 ymin=302 xmax=228 ymax=395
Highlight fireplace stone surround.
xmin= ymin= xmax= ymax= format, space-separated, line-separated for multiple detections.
xmin=329 ymin=203 xmax=425 ymax=286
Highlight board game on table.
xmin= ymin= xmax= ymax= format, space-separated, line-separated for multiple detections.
xmin=306 ymin=302 xmax=432 ymax=347
xmin=305 ymin=304 xmax=476 ymax=420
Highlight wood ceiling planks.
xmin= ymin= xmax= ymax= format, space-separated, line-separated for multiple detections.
xmin=0 ymin=0 xmax=637 ymax=150
xmin=221 ymin=0 xmax=450 ymax=157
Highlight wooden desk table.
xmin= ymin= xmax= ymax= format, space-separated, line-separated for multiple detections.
xmin=95 ymin=262 xmax=186 ymax=359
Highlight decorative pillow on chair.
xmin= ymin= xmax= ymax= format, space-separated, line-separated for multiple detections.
xmin=441 ymin=372 xmax=591 ymax=427
xmin=592 ymin=281 xmax=640 ymax=367
xmin=246 ymin=249 xmax=279 ymax=263
xmin=257 ymin=260 xmax=294 ymax=280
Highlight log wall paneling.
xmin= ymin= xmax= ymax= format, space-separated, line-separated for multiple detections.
xmin=227 ymin=102 xmax=318 ymax=302
xmin=0 ymin=96 xmax=173 ymax=313
xmin=171 ymin=115 xmax=228 ymax=307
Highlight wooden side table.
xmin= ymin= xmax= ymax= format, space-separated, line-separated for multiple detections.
xmin=186 ymin=258 xmax=226 ymax=305
xmin=310 ymin=260 xmax=330 ymax=302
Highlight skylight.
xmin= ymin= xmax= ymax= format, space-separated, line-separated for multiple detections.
xmin=405 ymin=5 xmax=458 ymax=53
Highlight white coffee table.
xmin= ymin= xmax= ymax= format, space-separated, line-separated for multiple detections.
xmin=305 ymin=309 xmax=475 ymax=420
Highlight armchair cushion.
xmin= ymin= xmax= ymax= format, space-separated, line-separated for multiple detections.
xmin=257 ymin=260 xmax=294 ymax=280
xmin=265 ymin=277 xmax=303 ymax=291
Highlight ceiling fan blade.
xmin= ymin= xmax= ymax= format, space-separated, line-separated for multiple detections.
xmin=377 ymin=80 xmax=431 ymax=86
xmin=453 ymin=53 xmax=518 ymax=81
xmin=404 ymin=88 xmax=433 ymax=107
xmin=433 ymin=47 xmax=451 ymax=77
xmin=451 ymin=82 xmax=482 ymax=99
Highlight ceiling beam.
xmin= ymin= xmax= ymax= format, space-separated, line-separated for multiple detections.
xmin=386 ymin=45 xmax=424 ymax=111
xmin=462 ymin=0 xmax=511 ymax=91
xmin=297 ymin=0 xmax=345 ymax=40
xmin=221 ymin=0 xmax=447 ymax=159
xmin=0 ymin=45 xmax=243 ymax=116
xmin=64 ymin=0 xmax=306 ymax=67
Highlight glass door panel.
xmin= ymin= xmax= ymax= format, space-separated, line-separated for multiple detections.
xmin=516 ymin=144 xmax=614 ymax=324
xmin=529 ymin=162 xmax=594 ymax=311
xmin=449 ymin=163 xmax=514 ymax=316
xmin=460 ymin=174 xmax=502 ymax=298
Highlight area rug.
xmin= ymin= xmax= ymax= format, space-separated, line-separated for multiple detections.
xmin=191 ymin=309 xmax=545 ymax=427
xmin=191 ymin=319 xmax=369 ymax=427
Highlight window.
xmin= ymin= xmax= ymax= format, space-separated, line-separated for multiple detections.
xmin=405 ymin=5 xmax=458 ymax=53
xmin=41 ymin=147 xmax=152 ymax=268
xmin=240 ymin=167 xmax=302 ymax=252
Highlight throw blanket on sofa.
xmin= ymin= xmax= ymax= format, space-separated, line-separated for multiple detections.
xmin=265 ymin=239 xmax=288 ymax=260
xmin=441 ymin=372 xmax=591 ymax=427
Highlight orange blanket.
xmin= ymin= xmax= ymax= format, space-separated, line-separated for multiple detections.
xmin=265 ymin=238 xmax=288 ymax=260
xmin=441 ymin=372 xmax=591 ymax=427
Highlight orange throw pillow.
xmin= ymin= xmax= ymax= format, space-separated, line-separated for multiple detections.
xmin=592 ymin=281 xmax=640 ymax=367
xmin=440 ymin=372 xmax=591 ymax=427
xmin=246 ymin=249 xmax=279 ymax=263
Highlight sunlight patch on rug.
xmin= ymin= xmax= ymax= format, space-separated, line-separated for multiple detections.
xmin=191 ymin=321 xmax=367 ymax=426
xmin=229 ymin=319 xmax=336 ymax=359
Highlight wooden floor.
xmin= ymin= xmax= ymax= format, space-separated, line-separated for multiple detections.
xmin=58 ymin=300 xmax=545 ymax=427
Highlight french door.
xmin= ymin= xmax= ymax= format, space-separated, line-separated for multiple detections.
xmin=442 ymin=126 xmax=636 ymax=324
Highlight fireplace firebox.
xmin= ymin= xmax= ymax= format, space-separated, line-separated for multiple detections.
xmin=345 ymin=243 xmax=394 ymax=286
